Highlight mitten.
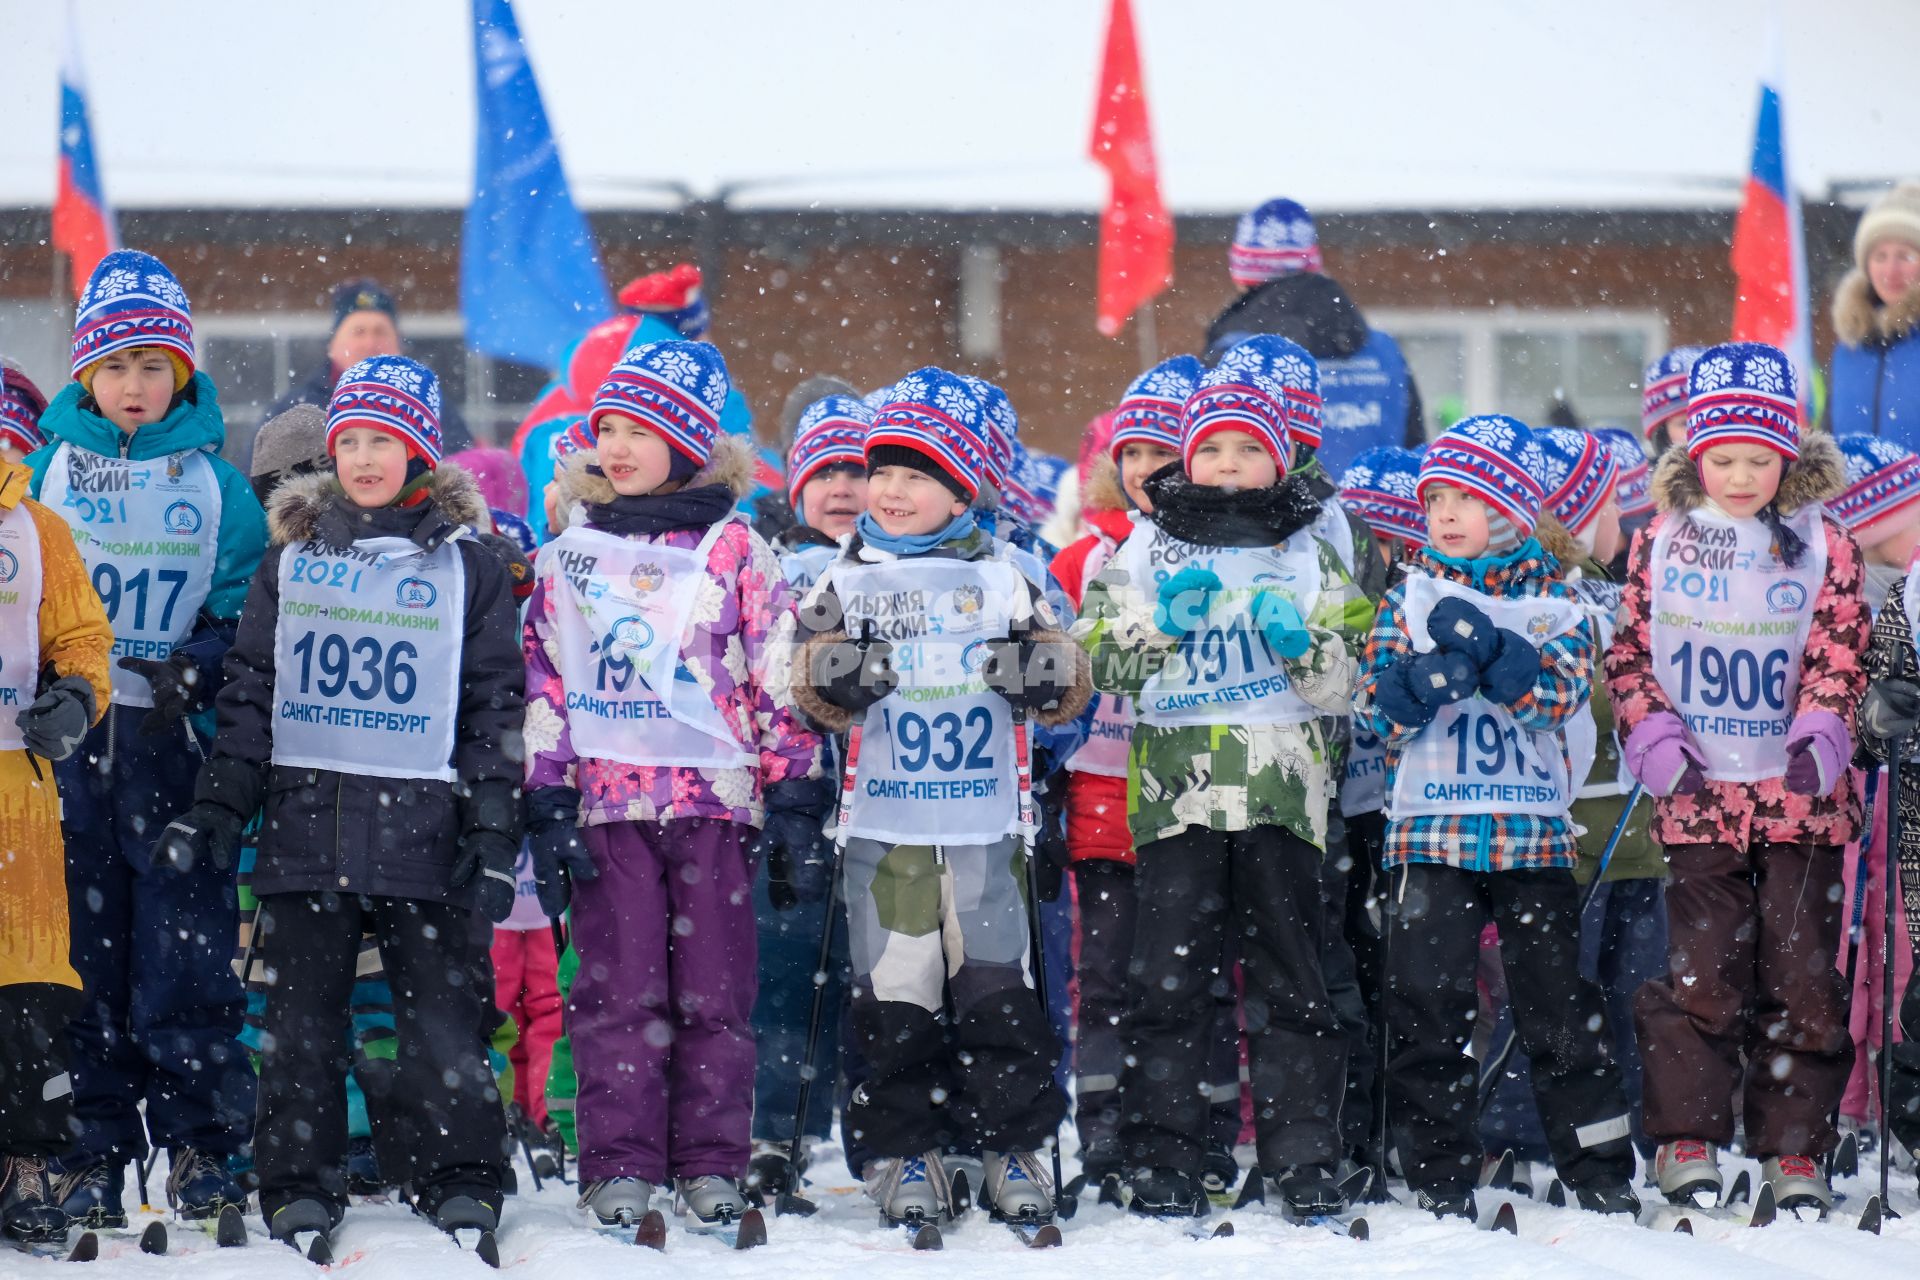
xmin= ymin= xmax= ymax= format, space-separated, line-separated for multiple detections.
xmin=1153 ymin=566 xmax=1222 ymax=638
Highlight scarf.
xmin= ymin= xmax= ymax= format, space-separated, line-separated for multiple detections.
xmin=584 ymin=480 xmax=737 ymax=537
xmin=1144 ymin=463 xmax=1323 ymax=548
xmin=854 ymin=509 xmax=977 ymax=558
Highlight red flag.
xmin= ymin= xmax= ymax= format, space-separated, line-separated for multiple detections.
xmin=1088 ymin=0 xmax=1172 ymax=338
xmin=53 ymin=4 xmax=118 ymax=299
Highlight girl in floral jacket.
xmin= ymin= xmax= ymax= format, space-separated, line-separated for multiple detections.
xmin=520 ymin=341 xmax=824 ymax=1238
xmin=1606 ymin=342 xmax=1867 ymax=1215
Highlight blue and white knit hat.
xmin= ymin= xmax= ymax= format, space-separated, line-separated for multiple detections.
xmin=960 ymin=375 xmax=1018 ymax=489
xmin=1684 ymin=341 xmax=1800 ymax=462
xmin=1229 ymin=198 xmax=1322 ymax=288
xmin=546 ymin=414 xmax=596 ymax=462
xmin=1338 ymin=446 xmax=1426 ymax=547
xmin=1594 ymin=426 xmax=1653 ymax=518
xmin=1829 ymin=434 xmax=1920 ymax=540
xmin=866 ymin=367 xmax=991 ymax=501
xmin=589 ymin=339 xmax=731 ymax=467
xmin=1215 ymin=333 xmax=1323 ymax=450
xmin=1181 ymin=356 xmax=1291 ymax=478
xmin=71 ymin=249 xmax=196 ymax=389
xmin=1641 ymin=345 xmax=1706 ymax=435
xmin=1417 ymin=415 xmax=1548 ymax=537
xmin=1535 ymin=427 xmax=1621 ymax=536
xmin=788 ymin=394 xmax=873 ymax=509
xmin=1111 ymin=355 xmax=1202 ymax=460
xmin=327 ymin=355 xmax=444 ymax=465
xmin=0 ymin=362 xmax=47 ymax=457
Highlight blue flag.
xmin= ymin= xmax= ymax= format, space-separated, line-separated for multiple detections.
xmin=461 ymin=0 xmax=611 ymax=368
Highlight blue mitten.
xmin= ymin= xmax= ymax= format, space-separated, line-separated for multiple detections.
xmin=1372 ymin=650 xmax=1480 ymax=729
xmin=1252 ymin=592 xmax=1312 ymax=661
xmin=1154 ymin=566 xmax=1222 ymax=637
xmin=1425 ymin=596 xmax=1501 ymax=668
xmin=1478 ymin=630 xmax=1541 ymax=707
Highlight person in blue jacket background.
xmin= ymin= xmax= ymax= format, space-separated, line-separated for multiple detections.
xmin=1829 ymin=181 xmax=1920 ymax=449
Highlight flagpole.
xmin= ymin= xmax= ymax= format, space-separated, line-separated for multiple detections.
xmin=1135 ymin=296 xmax=1158 ymax=366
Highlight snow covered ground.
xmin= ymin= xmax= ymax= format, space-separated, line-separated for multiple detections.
xmin=10 ymin=1142 xmax=1920 ymax=1280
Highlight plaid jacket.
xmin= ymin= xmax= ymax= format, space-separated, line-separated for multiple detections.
xmin=1353 ymin=541 xmax=1595 ymax=872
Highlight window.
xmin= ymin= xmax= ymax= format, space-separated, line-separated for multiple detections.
xmin=1368 ymin=309 xmax=1668 ymax=437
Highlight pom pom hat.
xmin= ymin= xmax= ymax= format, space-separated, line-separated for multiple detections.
xmin=1535 ymin=427 xmax=1621 ymax=536
xmin=1215 ymin=333 xmax=1324 ymax=451
xmin=1641 ymin=345 xmax=1706 ymax=435
xmin=589 ymin=339 xmax=731 ymax=468
xmin=617 ymin=264 xmax=710 ymax=340
xmin=787 ymin=395 xmax=872 ymax=508
xmin=1684 ymin=341 xmax=1800 ymax=462
xmin=1594 ymin=426 xmax=1653 ymax=518
xmin=1416 ymin=414 xmax=1548 ymax=538
xmin=1828 ymin=434 xmax=1920 ymax=540
xmin=865 ymin=367 xmax=990 ymax=501
xmin=71 ymin=249 xmax=195 ymax=391
xmin=1111 ymin=355 xmax=1202 ymax=460
xmin=1229 ymin=198 xmax=1322 ymax=287
xmin=326 ymin=355 xmax=444 ymax=466
xmin=1338 ymin=446 xmax=1426 ymax=546
xmin=1180 ymin=351 xmax=1292 ymax=479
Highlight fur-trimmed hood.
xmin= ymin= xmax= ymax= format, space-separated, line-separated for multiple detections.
xmin=1533 ymin=511 xmax=1582 ymax=571
xmin=1081 ymin=453 xmax=1130 ymax=515
xmin=554 ymin=432 xmax=757 ymax=515
xmin=1832 ymin=268 xmax=1920 ymax=348
xmin=267 ymin=462 xmax=488 ymax=547
xmin=1649 ymin=429 xmax=1844 ymax=516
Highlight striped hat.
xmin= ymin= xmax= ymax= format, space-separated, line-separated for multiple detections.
xmin=1111 ymin=355 xmax=1202 ymax=460
xmin=865 ymin=367 xmax=991 ymax=501
xmin=787 ymin=394 xmax=873 ymax=508
xmin=1214 ymin=333 xmax=1323 ymax=450
xmin=0 ymin=362 xmax=47 ymax=456
xmin=590 ymin=340 xmax=731 ymax=467
xmin=327 ymin=355 xmax=445 ymax=465
xmin=1535 ymin=427 xmax=1621 ymax=536
xmin=1829 ymin=434 xmax=1920 ymax=540
xmin=1180 ymin=356 xmax=1292 ymax=479
xmin=1684 ymin=341 xmax=1800 ymax=462
xmin=547 ymin=414 xmax=597 ymax=462
xmin=71 ymin=250 xmax=195 ymax=390
xmin=960 ymin=375 xmax=1018 ymax=489
xmin=1338 ymin=446 xmax=1426 ymax=546
xmin=1594 ymin=426 xmax=1653 ymax=517
xmin=1229 ymin=198 xmax=1323 ymax=288
xmin=1641 ymin=345 xmax=1706 ymax=435
xmin=1417 ymin=415 xmax=1548 ymax=537
xmin=616 ymin=264 xmax=710 ymax=340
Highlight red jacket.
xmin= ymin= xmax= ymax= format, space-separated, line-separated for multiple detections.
xmin=1053 ymin=503 xmax=1137 ymax=865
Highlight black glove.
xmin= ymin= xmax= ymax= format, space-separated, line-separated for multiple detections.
xmin=454 ymin=778 xmax=524 ymax=922
xmin=753 ymin=777 xmax=835 ymax=911
xmin=1862 ymin=677 xmax=1920 ymax=746
xmin=16 ymin=675 xmax=94 ymax=762
xmin=153 ymin=757 xmax=251 ymax=873
xmin=811 ymin=624 xmax=897 ymax=715
xmin=981 ymin=627 xmax=1077 ymax=715
xmin=116 ymin=652 xmax=208 ymax=736
xmin=526 ymin=785 xmax=595 ymax=917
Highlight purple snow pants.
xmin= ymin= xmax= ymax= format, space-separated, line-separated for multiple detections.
xmin=570 ymin=818 xmax=758 ymax=1183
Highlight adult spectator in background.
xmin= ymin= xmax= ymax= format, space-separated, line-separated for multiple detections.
xmin=1829 ymin=181 xmax=1920 ymax=449
xmin=1206 ymin=198 xmax=1424 ymax=476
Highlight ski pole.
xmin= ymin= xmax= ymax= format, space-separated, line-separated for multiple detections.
xmin=1012 ymin=709 xmax=1068 ymax=1222
xmin=1844 ymin=771 xmax=1879 ymax=983
xmin=1881 ymin=727 xmax=1902 ymax=1216
xmin=1371 ymin=833 xmax=1394 ymax=1202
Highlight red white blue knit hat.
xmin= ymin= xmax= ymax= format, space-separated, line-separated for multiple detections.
xmin=1181 ymin=360 xmax=1291 ymax=478
xmin=616 ymin=264 xmax=710 ymax=340
xmin=1685 ymin=342 xmax=1800 ymax=462
xmin=327 ymin=355 xmax=444 ymax=465
xmin=71 ymin=250 xmax=196 ymax=385
xmin=1338 ymin=446 xmax=1426 ymax=546
xmin=1829 ymin=433 xmax=1920 ymax=539
xmin=0 ymin=362 xmax=47 ymax=456
xmin=1229 ymin=198 xmax=1323 ymax=288
xmin=590 ymin=340 xmax=731 ymax=467
xmin=1641 ymin=345 xmax=1706 ymax=435
xmin=1111 ymin=355 xmax=1202 ymax=461
xmin=960 ymin=375 xmax=1018 ymax=489
xmin=1535 ymin=427 xmax=1621 ymax=536
xmin=787 ymin=394 xmax=872 ymax=508
xmin=1594 ymin=426 xmax=1652 ymax=518
xmin=866 ymin=367 xmax=992 ymax=500
xmin=1417 ymin=415 xmax=1548 ymax=536
xmin=1215 ymin=334 xmax=1323 ymax=450
xmin=546 ymin=415 xmax=596 ymax=462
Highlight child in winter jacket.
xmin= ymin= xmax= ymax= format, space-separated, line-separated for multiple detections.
xmin=161 ymin=355 xmax=524 ymax=1246
xmin=0 ymin=456 xmax=111 ymax=1245
xmin=24 ymin=250 xmax=268 ymax=1226
xmin=1354 ymin=414 xmax=1637 ymax=1220
xmin=1079 ymin=336 xmax=1372 ymax=1221
xmin=1607 ymin=342 xmax=1867 ymax=1214
xmin=791 ymin=367 xmax=1090 ymax=1231
xmin=0 ymin=362 xmax=47 ymax=466
xmin=522 ymin=340 xmax=825 ymax=1237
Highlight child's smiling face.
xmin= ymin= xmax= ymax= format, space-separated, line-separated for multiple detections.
xmin=333 ymin=426 xmax=410 ymax=508
xmin=800 ymin=465 xmax=868 ymax=540
xmin=595 ymin=414 xmax=679 ymax=497
xmin=866 ymin=464 xmax=965 ymax=537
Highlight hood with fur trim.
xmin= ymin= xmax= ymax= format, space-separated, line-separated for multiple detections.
xmin=1649 ymin=429 xmax=1845 ymax=516
xmin=1532 ymin=511 xmax=1582 ymax=570
xmin=1832 ymin=268 xmax=1920 ymax=348
xmin=267 ymin=462 xmax=488 ymax=547
xmin=1082 ymin=454 xmax=1130 ymax=515
xmin=555 ymin=431 xmax=756 ymax=517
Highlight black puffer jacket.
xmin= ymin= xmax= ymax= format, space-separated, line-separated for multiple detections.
xmin=209 ymin=465 xmax=524 ymax=905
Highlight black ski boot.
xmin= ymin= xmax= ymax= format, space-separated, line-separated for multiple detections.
xmin=746 ymin=1143 xmax=802 ymax=1199
xmin=1199 ymin=1149 xmax=1240 ymax=1203
xmin=1572 ymin=1179 xmax=1642 ymax=1217
xmin=1415 ymin=1187 xmax=1478 ymax=1221
xmin=1 ymin=1156 xmax=69 ymax=1245
xmin=268 ymin=1198 xmax=340 ymax=1262
xmin=1126 ymin=1168 xmax=1206 ymax=1219
xmin=1276 ymin=1165 xmax=1348 ymax=1217
xmin=345 ymin=1137 xmax=384 ymax=1197
xmin=420 ymin=1187 xmax=501 ymax=1234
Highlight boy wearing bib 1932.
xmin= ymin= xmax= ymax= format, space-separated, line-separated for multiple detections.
xmin=1355 ymin=414 xmax=1637 ymax=1222
xmin=791 ymin=368 xmax=1091 ymax=1232
xmin=1607 ymin=342 xmax=1867 ymax=1215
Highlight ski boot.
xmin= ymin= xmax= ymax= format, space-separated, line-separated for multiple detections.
xmin=1571 ymin=1178 xmax=1641 ymax=1216
xmin=167 ymin=1148 xmax=245 ymax=1220
xmin=1 ymin=1156 xmax=70 ymax=1245
xmin=1654 ymin=1140 xmax=1723 ymax=1206
xmin=581 ymin=1178 xmax=654 ymax=1229
xmin=1761 ymin=1156 xmax=1833 ymax=1216
xmin=54 ymin=1159 xmax=125 ymax=1231
xmin=1414 ymin=1187 xmax=1477 ymax=1221
xmin=745 ymin=1140 xmax=802 ymax=1200
xmin=345 ymin=1137 xmax=384 ymax=1197
xmin=1200 ymin=1148 xmax=1240 ymax=1203
xmin=268 ymin=1197 xmax=340 ymax=1262
xmin=981 ymin=1152 xmax=1054 ymax=1223
xmin=1276 ymin=1164 xmax=1348 ymax=1217
xmin=864 ymin=1154 xmax=953 ymax=1228
xmin=1125 ymin=1167 xmax=1206 ymax=1219
xmin=676 ymin=1176 xmax=750 ymax=1227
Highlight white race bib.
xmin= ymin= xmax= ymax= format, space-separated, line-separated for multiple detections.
xmin=1648 ymin=506 xmax=1823 ymax=782
xmin=1340 ymin=722 xmax=1388 ymax=816
xmin=41 ymin=444 xmax=220 ymax=707
xmin=1387 ymin=573 xmax=1584 ymax=820
xmin=1310 ymin=499 xmax=1358 ymax=576
xmin=780 ymin=541 xmax=839 ymax=595
xmin=0 ymin=504 xmax=45 ymax=750
xmin=537 ymin=521 xmax=754 ymax=770
xmin=271 ymin=536 xmax=464 ymax=782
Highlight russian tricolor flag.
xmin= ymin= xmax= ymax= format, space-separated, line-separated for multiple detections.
xmin=1729 ymin=43 xmax=1811 ymax=400
xmin=53 ymin=4 xmax=117 ymax=300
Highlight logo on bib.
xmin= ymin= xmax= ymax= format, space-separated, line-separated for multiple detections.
xmin=1766 ymin=581 xmax=1807 ymax=614
xmin=165 ymin=456 xmax=185 ymax=482
xmin=1526 ymin=612 xmax=1558 ymax=641
xmin=610 ymin=615 xmax=655 ymax=654
xmin=629 ymin=563 xmax=666 ymax=595
xmin=396 ymin=577 xmax=438 ymax=609
xmin=961 ymin=638 xmax=991 ymax=674
xmin=162 ymin=501 xmax=202 ymax=535
xmin=0 ymin=547 xmax=15 ymax=583
xmin=952 ymin=584 xmax=984 ymax=615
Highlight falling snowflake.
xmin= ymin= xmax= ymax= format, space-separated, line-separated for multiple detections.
xmin=1744 ymin=354 xmax=1785 ymax=395
xmin=1694 ymin=354 xmax=1735 ymax=392
xmin=647 ymin=348 xmax=702 ymax=388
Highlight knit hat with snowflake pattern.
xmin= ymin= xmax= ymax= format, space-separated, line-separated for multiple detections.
xmin=1594 ymin=426 xmax=1653 ymax=518
xmin=959 ymin=375 xmax=1018 ymax=491
xmin=1534 ymin=427 xmax=1620 ymax=537
xmin=1338 ymin=446 xmax=1426 ymax=547
xmin=1828 ymin=434 xmax=1920 ymax=543
xmin=1641 ymin=345 xmax=1706 ymax=436
xmin=1215 ymin=333 xmax=1324 ymax=450
xmin=1180 ymin=351 xmax=1293 ymax=480
xmin=590 ymin=340 xmax=731 ymax=472
xmin=1111 ymin=355 xmax=1202 ymax=460
xmin=1229 ymin=198 xmax=1322 ymax=288
xmin=865 ymin=367 xmax=991 ymax=501
xmin=1684 ymin=341 xmax=1800 ymax=462
xmin=326 ymin=355 xmax=444 ymax=466
xmin=788 ymin=394 xmax=872 ymax=511
xmin=0 ymin=361 xmax=47 ymax=457
xmin=1417 ymin=414 xmax=1548 ymax=542
xmin=71 ymin=249 xmax=195 ymax=392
